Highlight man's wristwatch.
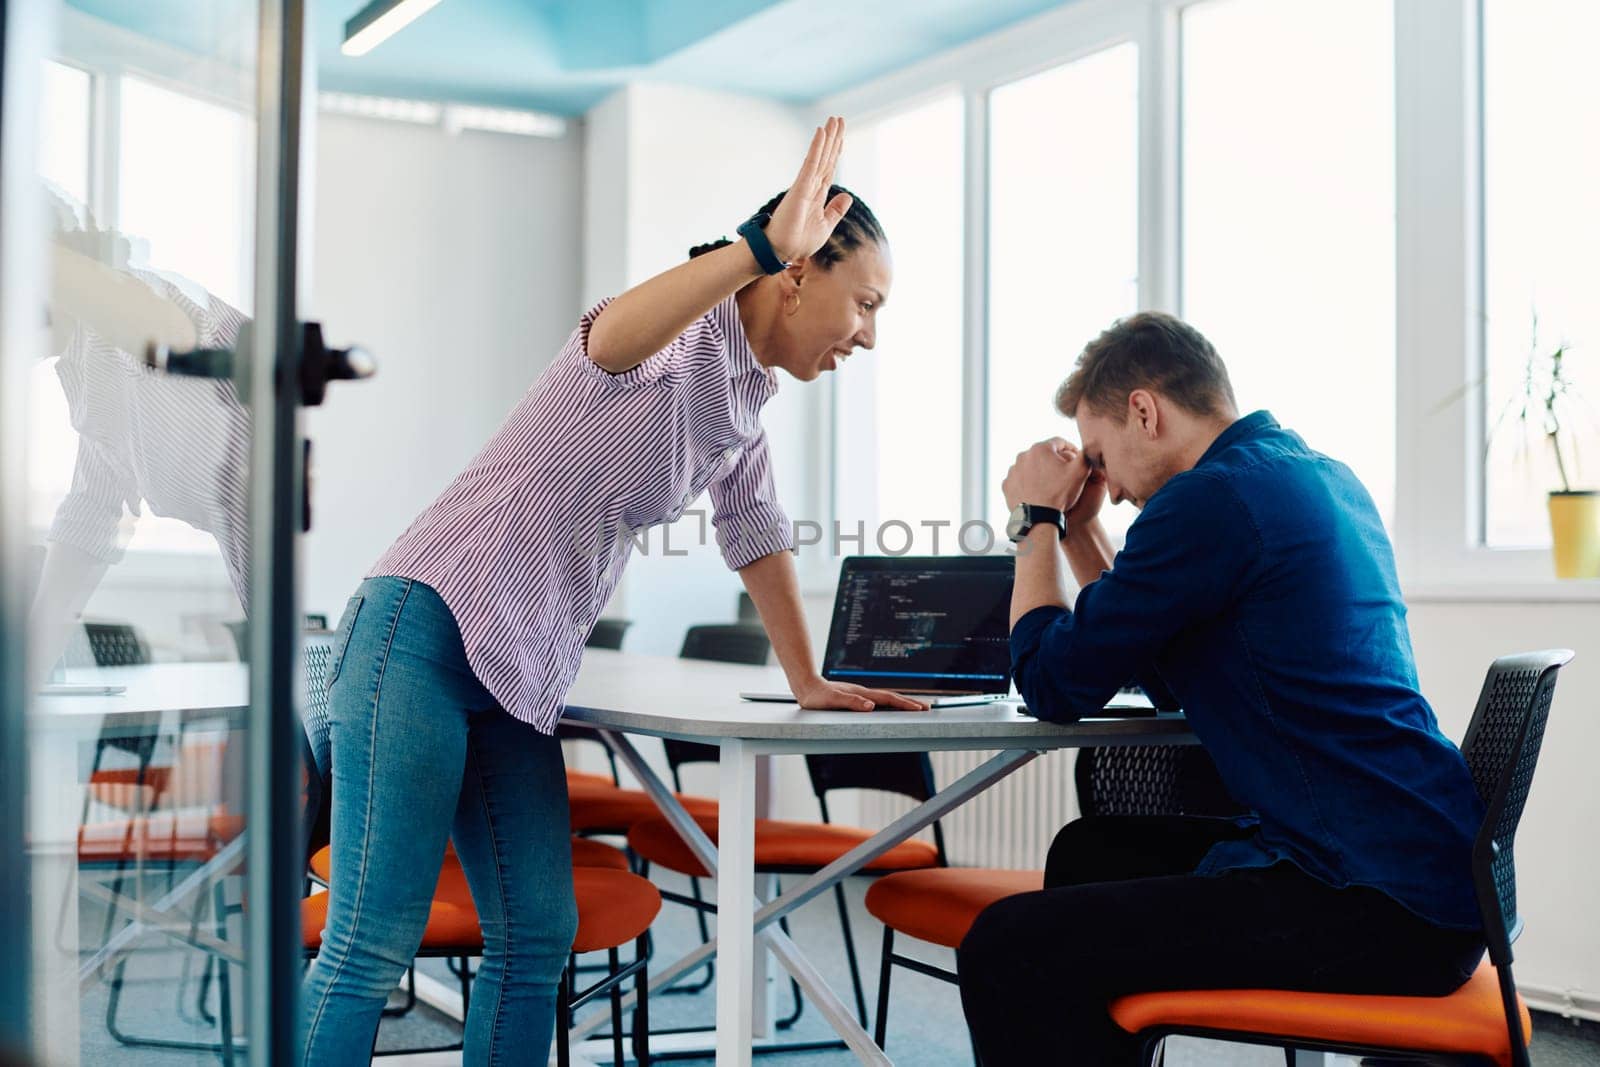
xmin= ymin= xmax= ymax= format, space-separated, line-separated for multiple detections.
xmin=1006 ymin=503 xmax=1067 ymax=543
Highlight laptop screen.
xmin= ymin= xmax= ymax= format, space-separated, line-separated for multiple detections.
xmin=821 ymin=555 xmax=1015 ymax=694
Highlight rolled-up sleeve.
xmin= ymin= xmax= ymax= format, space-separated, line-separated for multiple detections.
xmin=573 ymin=296 xmax=707 ymax=393
xmin=708 ymin=429 xmax=794 ymax=571
xmin=1010 ymin=471 xmax=1257 ymax=722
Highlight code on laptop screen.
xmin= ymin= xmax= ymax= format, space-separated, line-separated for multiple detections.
xmin=823 ymin=558 xmax=1014 ymax=691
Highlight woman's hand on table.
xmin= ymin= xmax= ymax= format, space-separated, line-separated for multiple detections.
xmin=791 ymin=675 xmax=930 ymax=712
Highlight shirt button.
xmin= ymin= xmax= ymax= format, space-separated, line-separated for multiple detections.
xmin=723 ymin=447 xmax=739 ymax=463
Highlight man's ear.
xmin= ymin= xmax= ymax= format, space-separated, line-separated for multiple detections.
xmin=1128 ymin=389 xmax=1160 ymax=438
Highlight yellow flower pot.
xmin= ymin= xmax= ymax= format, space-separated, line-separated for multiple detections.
xmin=1548 ymin=491 xmax=1600 ymax=579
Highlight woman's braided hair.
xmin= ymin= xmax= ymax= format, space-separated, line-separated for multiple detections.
xmin=688 ymin=185 xmax=885 ymax=269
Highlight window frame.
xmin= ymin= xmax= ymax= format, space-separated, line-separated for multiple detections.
xmin=819 ymin=0 xmax=1590 ymax=598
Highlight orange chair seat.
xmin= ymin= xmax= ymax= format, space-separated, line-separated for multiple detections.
xmin=426 ymin=858 xmax=657 ymax=954
xmin=301 ymin=888 xmax=481 ymax=953
xmin=1108 ymin=958 xmax=1532 ymax=1067
xmin=567 ymin=781 xmax=718 ymax=833
xmin=308 ymin=836 xmax=629 ymax=884
xmin=566 ymin=768 xmax=615 ymax=789
xmin=570 ymin=837 xmax=632 ymax=871
xmin=568 ymin=869 xmax=662 ymax=955
xmin=87 ymin=767 xmax=173 ymax=810
xmin=864 ymin=868 xmax=1043 ymax=949
xmin=304 ymin=854 xmax=659 ymax=956
xmin=78 ymin=810 xmax=244 ymax=864
xmin=628 ymin=813 xmax=941 ymax=877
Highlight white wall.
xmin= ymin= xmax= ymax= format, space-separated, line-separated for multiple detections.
xmin=303 ymin=113 xmax=584 ymax=622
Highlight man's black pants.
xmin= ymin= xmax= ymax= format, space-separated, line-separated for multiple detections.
xmin=957 ymin=816 xmax=1486 ymax=1065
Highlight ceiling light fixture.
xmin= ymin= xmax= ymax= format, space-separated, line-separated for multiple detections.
xmin=319 ymin=92 xmax=442 ymax=124
xmin=341 ymin=0 xmax=445 ymax=57
xmin=443 ymin=105 xmax=567 ymax=139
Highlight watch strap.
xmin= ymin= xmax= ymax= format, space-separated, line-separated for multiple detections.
xmin=737 ymin=213 xmax=790 ymax=275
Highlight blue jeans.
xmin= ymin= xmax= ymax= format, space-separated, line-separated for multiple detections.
xmin=300 ymin=576 xmax=577 ymax=1066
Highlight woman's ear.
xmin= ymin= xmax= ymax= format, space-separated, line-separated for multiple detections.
xmin=782 ymin=256 xmax=809 ymax=289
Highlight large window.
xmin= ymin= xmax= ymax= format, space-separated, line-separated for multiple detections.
xmin=119 ymin=74 xmax=254 ymax=313
xmin=1181 ymin=0 xmax=1396 ymax=530
xmin=834 ymin=93 xmax=965 ymax=555
xmin=986 ymin=43 xmax=1139 ymax=540
xmin=823 ymin=0 xmax=1600 ymax=587
xmin=1481 ymin=0 xmax=1600 ymax=548
xmin=40 ymin=60 xmax=92 ymax=203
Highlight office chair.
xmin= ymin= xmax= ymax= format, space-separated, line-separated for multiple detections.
xmin=1109 ymin=650 xmax=1573 ymax=1067
xmin=865 ymin=742 xmax=1244 ymax=1059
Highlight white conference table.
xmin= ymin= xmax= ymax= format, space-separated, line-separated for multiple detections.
xmin=561 ymin=649 xmax=1203 ymax=1067
xmin=35 ymin=657 xmax=1307 ymax=1067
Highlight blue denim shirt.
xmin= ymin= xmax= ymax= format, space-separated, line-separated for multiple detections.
xmin=1010 ymin=411 xmax=1484 ymax=930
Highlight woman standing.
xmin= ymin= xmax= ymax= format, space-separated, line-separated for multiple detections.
xmin=300 ymin=117 xmax=925 ymax=1065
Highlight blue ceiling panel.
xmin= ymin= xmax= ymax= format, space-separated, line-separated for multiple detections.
xmin=65 ymin=0 xmax=1076 ymax=116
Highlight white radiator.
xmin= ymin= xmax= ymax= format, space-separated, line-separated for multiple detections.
xmin=859 ymin=748 xmax=1083 ymax=869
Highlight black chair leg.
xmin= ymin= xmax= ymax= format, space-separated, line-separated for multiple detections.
xmin=556 ymin=968 xmax=571 ymax=1067
xmin=216 ymin=881 xmax=236 ymax=1067
xmin=382 ymin=964 xmax=418 ymax=1017
xmin=831 ymin=881 xmax=869 ymax=1026
xmin=610 ymin=947 xmax=626 ymax=1067
xmin=632 ymin=936 xmax=650 ymax=1067
xmin=873 ymin=927 xmax=894 ymax=1048
xmin=775 ymin=910 xmax=805 ymax=1029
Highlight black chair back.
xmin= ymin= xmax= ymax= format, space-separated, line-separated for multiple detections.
xmin=586 ymin=618 xmax=632 ymax=651
xmin=663 ymin=624 xmax=772 ymax=775
xmin=1457 ymin=649 xmax=1572 ymax=1067
xmin=84 ymin=622 xmax=151 ymax=666
xmin=1074 ymin=744 xmax=1247 ymax=819
xmin=1461 ymin=651 xmax=1572 ymax=951
xmin=806 ymin=752 xmax=948 ymax=865
xmin=736 ymin=592 xmax=760 ymax=623
xmin=679 ymin=623 xmax=769 ymax=665
xmin=300 ymin=633 xmax=337 ymax=865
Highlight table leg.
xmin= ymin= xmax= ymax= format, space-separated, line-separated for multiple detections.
xmin=716 ymin=738 xmax=757 ymax=1067
xmin=752 ymin=756 xmax=774 ymax=1038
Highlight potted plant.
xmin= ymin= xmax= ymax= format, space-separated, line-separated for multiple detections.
xmin=1491 ymin=320 xmax=1598 ymax=578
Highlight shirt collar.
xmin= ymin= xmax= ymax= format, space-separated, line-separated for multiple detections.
xmin=1197 ymin=409 xmax=1278 ymax=467
xmin=723 ymin=298 xmax=763 ymax=380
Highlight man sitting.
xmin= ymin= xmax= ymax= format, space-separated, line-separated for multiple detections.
xmin=959 ymin=312 xmax=1485 ymax=1064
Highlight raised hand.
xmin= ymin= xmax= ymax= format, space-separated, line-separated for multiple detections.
xmin=763 ymin=117 xmax=853 ymax=265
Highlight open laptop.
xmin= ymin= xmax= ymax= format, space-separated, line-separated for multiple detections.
xmin=741 ymin=554 xmax=1014 ymax=708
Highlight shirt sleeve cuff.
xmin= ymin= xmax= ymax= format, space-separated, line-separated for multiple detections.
xmin=573 ymin=296 xmax=674 ymax=392
xmin=46 ymin=500 xmax=129 ymax=564
xmin=1009 ymin=604 xmax=1068 ymax=666
xmin=715 ymin=503 xmax=796 ymax=571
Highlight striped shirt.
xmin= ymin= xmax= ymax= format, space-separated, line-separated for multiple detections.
xmin=48 ymin=270 xmax=252 ymax=610
xmin=371 ymin=294 xmax=796 ymax=733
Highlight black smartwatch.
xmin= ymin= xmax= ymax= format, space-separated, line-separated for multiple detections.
xmin=737 ymin=212 xmax=791 ymax=275
xmin=1006 ymin=503 xmax=1066 ymax=543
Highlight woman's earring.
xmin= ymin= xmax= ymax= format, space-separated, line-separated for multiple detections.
xmin=784 ymin=292 xmax=800 ymax=316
